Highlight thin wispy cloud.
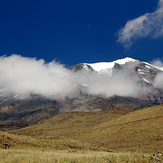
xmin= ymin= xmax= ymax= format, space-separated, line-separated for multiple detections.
xmin=117 ymin=0 xmax=163 ymax=48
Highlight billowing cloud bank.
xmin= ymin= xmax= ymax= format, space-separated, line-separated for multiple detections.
xmin=0 ymin=55 xmax=140 ymax=98
xmin=117 ymin=0 xmax=163 ymax=47
xmin=0 ymin=54 xmax=162 ymax=99
xmin=0 ymin=55 xmax=76 ymax=99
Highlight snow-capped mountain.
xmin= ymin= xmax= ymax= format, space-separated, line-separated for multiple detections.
xmin=80 ymin=57 xmax=163 ymax=85
xmin=85 ymin=57 xmax=163 ymax=72
xmin=86 ymin=57 xmax=136 ymax=75
xmin=1 ymin=56 xmax=162 ymax=129
xmin=68 ymin=57 xmax=163 ymax=77
xmin=67 ymin=57 xmax=163 ymax=103
xmin=85 ymin=57 xmax=162 ymax=76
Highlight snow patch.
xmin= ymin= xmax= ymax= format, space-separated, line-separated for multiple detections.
xmin=144 ymin=62 xmax=163 ymax=71
xmin=115 ymin=57 xmax=136 ymax=65
xmin=81 ymin=84 xmax=87 ymax=87
xmin=139 ymin=71 xmax=146 ymax=75
xmin=85 ymin=57 xmax=136 ymax=72
xmin=86 ymin=62 xmax=115 ymax=72
xmin=138 ymin=69 xmax=146 ymax=75
xmin=142 ymin=78 xmax=151 ymax=84
xmin=145 ymin=65 xmax=151 ymax=69
xmin=83 ymin=64 xmax=90 ymax=71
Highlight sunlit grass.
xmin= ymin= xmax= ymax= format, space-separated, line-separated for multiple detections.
xmin=1 ymin=105 xmax=163 ymax=163
xmin=0 ymin=149 xmax=151 ymax=163
xmin=7 ymin=105 xmax=163 ymax=153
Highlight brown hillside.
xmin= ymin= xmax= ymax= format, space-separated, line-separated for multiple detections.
xmin=11 ymin=112 xmax=122 ymax=138
xmin=10 ymin=105 xmax=163 ymax=153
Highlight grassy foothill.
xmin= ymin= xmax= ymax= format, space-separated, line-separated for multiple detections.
xmin=1 ymin=105 xmax=163 ymax=162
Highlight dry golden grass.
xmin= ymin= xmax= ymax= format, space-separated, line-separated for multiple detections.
xmin=7 ymin=105 xmax=163 ymax=153
xmin=0 ymin=130 xmax=107 ymax=152
xmin=10 ymin=112 xmax=121 ymax=138
xmin=70 ymin=105 xmax=163 ymax=153
xmin=0 ymin=148 xmax=152 ymax=163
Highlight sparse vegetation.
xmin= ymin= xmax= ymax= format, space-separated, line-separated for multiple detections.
xmin=1 ymin=105 xmax=163 ymax=162
xmin=0 ymin=149 xmax=154 ymax=163
xmin=9 ymin=105 xmax=163 ymax=153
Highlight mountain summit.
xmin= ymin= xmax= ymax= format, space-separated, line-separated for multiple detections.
xmin=86 ymin=57 xmax=136 ymax=73
xmin=67 ymin=57 xmax=163 ymax=104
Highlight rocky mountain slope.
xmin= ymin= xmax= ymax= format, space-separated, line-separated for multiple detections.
xmin=0 ymin=94 xmax=156 ymax=130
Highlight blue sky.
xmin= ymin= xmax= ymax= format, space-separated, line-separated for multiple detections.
xmin=0 ymin=0 xmax=163 ymax=66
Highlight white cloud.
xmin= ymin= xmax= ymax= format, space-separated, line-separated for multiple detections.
xmin=117 ymin=0 xmax=163 ymax=47
xmin=154 ymin=72 xmax=163 ymax=88
xmin=152 ymin=59 xmax=163 ymax=89
xmin=77 ymin=70 xmax=142 ymax=97
xmin=0 ymin=55 xmax=77 ymax=99
xmin=151 ymin=59 xmax=163 ymax=67
xmin=0 ymin=54 xmax=151 ymax=99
